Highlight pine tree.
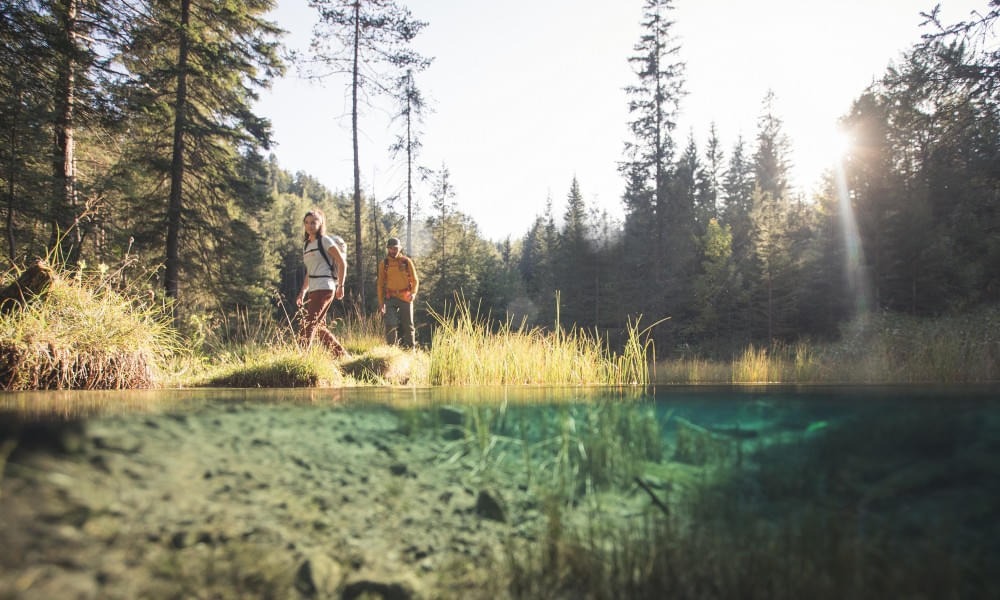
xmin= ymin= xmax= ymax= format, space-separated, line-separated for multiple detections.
xmin=622 ymin=0 xmax=685 ymax=265
xmin=1 ymin=1 xmax=57 ymax=260
xmin=555 ymin=177 xmax=594 ymax=326
xmin=749 ymin=186 xmax=795 ymax=341
xmin=692 ymin=218 xmax=736 ymax=351
xmin=125 ymin=0 xmax=284 ymax=311
xmin=694 ymin=123 xmax=723 ymax=231
xmin=673 ymin=134 xmax=699 ymax=228
xmin=389 ymin=68 xmax=430 ymax=256
xmin=428 ymin=164 xmax=455 ymax=267
xmin=753 ymin=90 xmax=793 ymax=202
xmin=5 ymin=0 xmax=135 ymax=262
xmin=519 ymin=216 xmax=548 ymax=299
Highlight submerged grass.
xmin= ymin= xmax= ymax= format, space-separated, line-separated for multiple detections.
xmin=405 ymin=395 xmax=995 ymax=598
xmin=426 ymin=298 xmax=653 ymax=386
xmin=657 ymin=307 xmax=1000 ymax=383
xmin=504 ymin=400 xmax=998 ymax=599
xmin=0 ymin=261 xmax=176 ymax=389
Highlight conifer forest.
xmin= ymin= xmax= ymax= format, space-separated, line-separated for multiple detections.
xmin=2 ymin=0 xmax=999 ymax=355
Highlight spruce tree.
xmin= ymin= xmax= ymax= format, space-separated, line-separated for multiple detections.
xmin=622 ymin=0 xmax=685 ymax=280
xmin=753 ymin=90 xmax=793 ymax=202
xmin=555 ymin=177 xmax=594 ymax=326
xmin=389 ymin=68 xmax=430 ymax=256
xmin=694 ymin=123 xmax=724 ymax=230
xmin=125 ymin=0 xmax=283 ymax=311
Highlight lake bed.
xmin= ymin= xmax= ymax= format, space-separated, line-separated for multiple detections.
xmin=1 ymin=385 xmax=997 ymax=599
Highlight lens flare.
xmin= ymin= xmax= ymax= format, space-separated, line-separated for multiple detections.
xmin=833 ymin=160 xmax=871 ymax=316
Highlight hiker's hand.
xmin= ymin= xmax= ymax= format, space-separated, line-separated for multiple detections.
xmin=379 ymin=303 xmax=386 ymax=314
xmin=296 ymin=293 xmax=305 ymax=307
xmin=335 ymin=286 xmax=344 ymax=300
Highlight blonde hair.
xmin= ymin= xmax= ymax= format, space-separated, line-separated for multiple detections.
xmin=302 ymin=209 xmax=326 ymax=244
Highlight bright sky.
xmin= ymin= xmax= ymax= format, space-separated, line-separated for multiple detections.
xmin=256 ymin=0 xmax=987 ymax=241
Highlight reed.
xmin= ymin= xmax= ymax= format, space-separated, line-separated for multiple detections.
xmin=425 ymin=297 xmax=651 ymax=386
xmin=654 ymin=307 xmax=1000 ymax=384
xmin=731 ymin=344 xmax=771 ymax=382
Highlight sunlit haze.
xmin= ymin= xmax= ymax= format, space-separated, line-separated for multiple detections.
xmin=256 ymin=0 xmax=988 ymax=240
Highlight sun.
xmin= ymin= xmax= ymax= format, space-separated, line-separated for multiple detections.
xmin=794 ymin=126 xmax=856 ymax=188
xmin=829 ymin=129 xmax=853 ymax=161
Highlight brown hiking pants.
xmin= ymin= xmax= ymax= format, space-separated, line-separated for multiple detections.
xmin=300 ymin=289 xmax=346 ymax=357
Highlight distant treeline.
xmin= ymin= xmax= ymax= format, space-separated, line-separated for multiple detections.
xmin=2 ymin=0 xmax=998 ymax=355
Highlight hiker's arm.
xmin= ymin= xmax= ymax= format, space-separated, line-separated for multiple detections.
xmin=376 ymin=262 xmax=385 ymax=308
xmin=296 ymin=275 xmax=308 ymax=307
xmin=330 ymin=245 xmax=346 ymax=300
xmin=409 ymin=259 xmax=419 ymax=297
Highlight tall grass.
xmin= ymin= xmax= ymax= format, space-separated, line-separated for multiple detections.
xmin=656 ymin=307 xmax=1000 ymax=384
xmin=425 ymin=297 xmax=652 ymax=386
xmin=0 ymin=260 xmax=178 ymax=389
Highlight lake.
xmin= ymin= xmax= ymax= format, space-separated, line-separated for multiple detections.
xmin=1 ymin=385 xmax=998 ymax=599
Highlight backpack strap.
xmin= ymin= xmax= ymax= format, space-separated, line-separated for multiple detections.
xmin=305 ymin=236 xmax=336 ymax=279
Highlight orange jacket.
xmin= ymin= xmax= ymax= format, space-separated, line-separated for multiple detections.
xmin=377 ymin=253 xmax=419 ymax=304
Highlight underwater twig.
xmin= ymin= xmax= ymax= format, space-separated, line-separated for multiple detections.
xmin=634 ymin=477 xmax=670 ymax=516
xmin=0 ymin=438 xmax=19 ymax=498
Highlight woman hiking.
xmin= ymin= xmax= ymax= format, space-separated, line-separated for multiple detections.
xmin=296 ymin=209 xmax=348 ymax=357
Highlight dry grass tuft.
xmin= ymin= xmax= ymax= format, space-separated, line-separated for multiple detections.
xmin=0 ymin=262 xmax=173 ymax=390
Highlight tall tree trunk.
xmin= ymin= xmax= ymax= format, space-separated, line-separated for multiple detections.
xmin=372 ymin=193 xmax=379 ymax=267
xmin=351 ymin=0 xmax=365 ymax=308
xmin=653 ymin=22 xmax=664 ymax=269
xmin=52 ymin=0 xmax=77 ymax=259
xmin=406 ymin=99 xmax=413 ymax=254
xmin=166 ymin=0 xmax=191 ymax=311
xmin=767 ymin=272 xmax=773 ymax=341
xmin=6 ymin=86 xmax=18 ymax=262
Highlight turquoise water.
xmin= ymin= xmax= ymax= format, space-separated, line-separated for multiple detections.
xmin=0 ymin=385 xmax=997 ymax=599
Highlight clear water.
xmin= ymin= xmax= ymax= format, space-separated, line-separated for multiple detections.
xmin=1 ymin=385 xmax=998 ymax=599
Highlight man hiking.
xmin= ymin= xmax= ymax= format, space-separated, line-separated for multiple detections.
xmin=377 ymin=237 xmax=419 ymax=349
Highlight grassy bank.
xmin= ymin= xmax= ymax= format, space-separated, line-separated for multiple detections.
xmin=175 ymin=300 xmax=650 ymax=388
xmin=0 ymin=262 xmax=175 ymax=390
xmin=657 ymin=308 xmax=1000 ymax=384
xmin=4 ymin=259 xmax=996 ymax=389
